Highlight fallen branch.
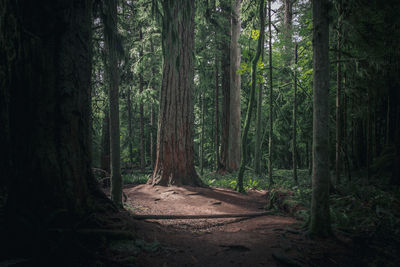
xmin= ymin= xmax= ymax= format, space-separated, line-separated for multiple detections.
xmin=131 ymin=211 xmax=272 ymax=220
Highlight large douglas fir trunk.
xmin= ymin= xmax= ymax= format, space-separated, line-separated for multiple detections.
xmin=148 ymin=0 xmax=202 ymax=186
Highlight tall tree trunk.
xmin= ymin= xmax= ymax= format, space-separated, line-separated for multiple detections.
xmin=1 ymin=0 xmax=112 ymax=259
xmin=200 ymin=94 xmax=205 ymax=175
xmin=127 ymin=87 xmax=134 ymax=166
xmin=150 ymin=37 xmax=156 ymax=168
xmin=228 ymin=0 xmax=242 ymax=172
xmin=148 ymin=0 xmax=202 ymax=186
xmin=215 ymin=59 xmax=220 ymax=170
xmin=310 ymin=0 xmax=332 ymax=237
xmin=283 ymin=0 xmax=293 ymax=65
xmin=220 ymin=36 xmax=231 ymax=172
xmin=103 ymin=0 xmax=122 ymax=207
xmin=343 ymin=73 xmax=351 ymax=181
xmin=268 ymin=0 xmax=274 ymax=185
xmin=293 ymin=43 xmax=298 ymax=184
xmin=139 ymin=29 xmax=145 ymax=172
xmin=284 ymin=0 xmax=293 ymax=34
xmin=366 ymin=90 xmax=371 ymax=182
xmin=254 ymin=79 xmax=263 ymax=174
xmin=254 ymin=2 xmax=267 ymax=175
xmin=101 ymin=106 xmax=111 ymax=174
xmin=237 ymin=0 xmax=265 ymax=192
xmin=335 ymin=0 xmax=342 ymax=184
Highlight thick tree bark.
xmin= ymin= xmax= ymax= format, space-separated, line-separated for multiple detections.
xmin=103 ymin=0 xmax=122 ymax=206
xmin=139 ymin=28 xmax=145 ymax=172
xmin=310 ymin=0 xmax=332 ymax=237
xmin=268 ymin=0 xmax=274 ymax=185
xmin=228 ymin=0 xmax=242 ymax=172
xmin=1 ymin=0 xmax=112 ymax=259
xmin=148 ymin=0 xmax=202 ymax=186
xmin=237 ymin=0 xmax=265 ymax=192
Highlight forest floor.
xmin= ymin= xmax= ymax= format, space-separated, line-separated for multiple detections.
xmin=111 ymin=184 xmax=358 ymax=267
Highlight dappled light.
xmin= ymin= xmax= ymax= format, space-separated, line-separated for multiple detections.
xmin=1 ymin=0 xmax=399 ymax=266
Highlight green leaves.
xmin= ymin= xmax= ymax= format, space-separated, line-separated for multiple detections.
xmin=251 ymin=29 xmax=260 ymax=40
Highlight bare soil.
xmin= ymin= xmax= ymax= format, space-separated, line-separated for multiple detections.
xmin=118 ymin=184 xmax=356 ymax=267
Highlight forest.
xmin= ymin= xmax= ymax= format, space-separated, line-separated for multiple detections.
xmin=1 ymin=0 xmax=400 ymax=266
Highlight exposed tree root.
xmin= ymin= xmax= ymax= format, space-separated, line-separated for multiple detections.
xmin=131 ymin=211 xmax=272 ymax=220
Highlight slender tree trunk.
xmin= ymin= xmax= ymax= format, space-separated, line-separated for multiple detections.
xmin=284 ymin=0 xmax=293 ymax=35
xmin=127 ymin=87 xmax=134 ymax=166
xmin=308 ymin=140 xmax=312 ymax=175
xmin=293 ymin=43 xmax=298 ymax=184
xmin=228 ymin=0 xmax=242 ymax=172
xmin=220 ymin=41 xmax=231 ymax=172
xmin=200 ymin=94 xmax=205 ymax=175
xmin=237 ymin=0 xmax=265 ymax=192
xmin=150 ymin=37 xmax=156 ymax=168
xmin=283 ymin=0 xmax=293 ymax=65
xmin=254 ymin=79 xmax=263 ymax=174
xmin=386 ymin=96 xmax=390 ymax=145
xmin=219 ymin=2 xmax=231 ymax=172
xmin=310 ymin=0 xmax=332 ymax=237
xmin=335 ymin=1 xmax=342 ymax=184
xmin=101 ymin=106 xmax=111 ymax=174
xmin=149 ymin=0 xmax=202 ymax=186
xmin=268 ymin=0 xmax=274 ymax=185
xmin=215 ymin=60 xmax=220 ymax=170
xmin=343 ymin=73 xmax=351 ymax=181
xmin=254 ymin=2 xmax=267 ymax=175
xmin=366 ymin=91 xmax=370 ymax=182
xmin=104 ymin=0 xmax=122 ymax=207
xmin=139 ymin=29 xmax=145 ymax=172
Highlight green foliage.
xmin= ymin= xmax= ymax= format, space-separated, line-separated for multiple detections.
xmin=122 ymin=173 xmax=149 ymax=185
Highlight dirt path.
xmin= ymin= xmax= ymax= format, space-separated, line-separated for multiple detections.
xmin=123 ymin=184 xmax=354 ymax=266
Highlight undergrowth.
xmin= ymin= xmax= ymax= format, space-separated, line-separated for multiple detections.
xmin=200 ymin=168 xmax=400 ymax=235
xmin=122 ymin=172 xmax=149 ymax=185
xmin=200 ymin=168 xmax=400 ymax=265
